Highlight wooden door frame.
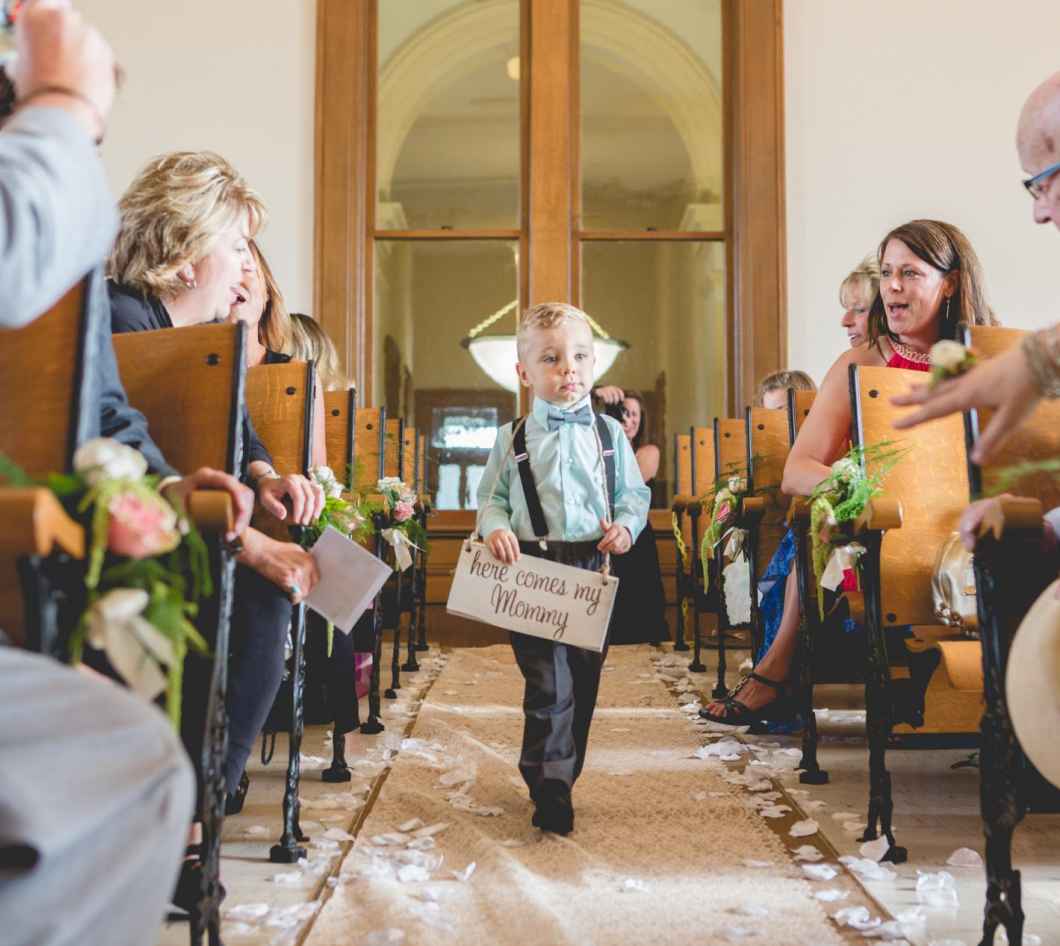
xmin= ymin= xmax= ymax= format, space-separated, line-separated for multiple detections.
xmin=314 ymin=0 xmax=786 ymax=413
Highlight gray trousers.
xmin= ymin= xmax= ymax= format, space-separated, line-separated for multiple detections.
xmin=0 ymin=648 xmax=195 ymax=946
xmin=510 ymin=541 xmax=611 ymax=796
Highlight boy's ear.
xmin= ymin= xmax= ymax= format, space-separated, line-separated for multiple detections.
xmin=515 ymin=361 xmax=532 ymax=387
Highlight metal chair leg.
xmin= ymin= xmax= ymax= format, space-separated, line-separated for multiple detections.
xmin=792 ymin=526 xmax=828 ymax=784
xmin=386 ymin=571 xmax=403 ymax=698
xmin=402 ymin=556 xmax=421 ymax=672
xmin=271 ymin=603 xmax=308 ymax=862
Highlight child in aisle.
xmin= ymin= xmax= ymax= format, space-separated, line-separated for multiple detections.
xmin=476 ymin=302 xmax=650 ymax=834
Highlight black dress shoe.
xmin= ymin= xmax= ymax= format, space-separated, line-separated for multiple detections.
xmin=224 ymin=770 xmax=249 ymax=815
xmin=531 ymin=779 xmax=574 ymax=835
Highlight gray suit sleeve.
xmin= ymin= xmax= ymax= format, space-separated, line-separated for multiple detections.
xmin=0 ymin=106 xmax=118 ymax=328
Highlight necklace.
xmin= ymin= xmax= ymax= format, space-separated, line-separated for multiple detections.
xmin=890 ymin=339 xmax=931 ymax=364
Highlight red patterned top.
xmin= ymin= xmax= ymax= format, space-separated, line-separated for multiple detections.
xmin=886 ymin=351 xmax=931 ymax=372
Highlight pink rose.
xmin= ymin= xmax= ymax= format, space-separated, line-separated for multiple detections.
xmin=393 ymin=500 xmax=415 ymax=523
xmin=716 ymin=501 xmax=732 ymax=523
xmin=107 ymin=491 xmax=181 ymax=559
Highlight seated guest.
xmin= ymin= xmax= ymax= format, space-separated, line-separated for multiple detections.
xmin=228 ymin=241 xmax=327 ymax=466
xmin=840 ymin=255 xmax=880 ymax=349
xmin=107 ymin=151 xmax=324 ymax=857
xmin=287 ymin=311 xmax=353 ymax=391
xmin=701 ymin=219 xmax=997 ymax=725
xmin=755 ymin=370 xmax=816 ymax=410
xmin=0 ymin=7 xmax=199 ymax=944
xmin=600 ymin=390 xmax=668 ymax=645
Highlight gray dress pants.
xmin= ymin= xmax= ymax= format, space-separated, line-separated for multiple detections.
xmin=0 ymin=648 xmax=195 ymax=946
xmin=510 ymin=541 xmax=611 ymax=796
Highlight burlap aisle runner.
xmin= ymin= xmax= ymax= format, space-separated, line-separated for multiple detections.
xmin=303 ymin=645 xmax=843 ymax=946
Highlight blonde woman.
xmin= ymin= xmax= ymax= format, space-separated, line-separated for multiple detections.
xmin=840 ymin=254 xmax=881 ymax=348
xmin=108 ymin=152 xmax=322 ymax=903
xmin=286 ymin=312 xmax=352 ymax=391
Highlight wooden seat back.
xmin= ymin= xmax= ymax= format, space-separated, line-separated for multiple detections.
xmin=964 ymin=325 xmax=1060 ymax=510
xmin=788 ymin=389 xmax=816 ymax=445
xmin=114 ymin=323 xmax=245 ymax=475
xmin=0 ymin=276 xmax=100 ymax=475
xmin=714 ymin=418 xmax=747 ymax=482
xmin=401 ymin=425 xmax=416 ymax=485
xmin=691 ymin=425 xmax=716 ymax=500
xmin=851 ymin=365 xmax=967 ymax=625
xmin=246 ymin=362 xmax=315 ymax=476
xmin=673 ymin=433 xmax=692 ymax=496
xmin=354 ymin=407 xmax=387 ymax=493
xmin=418 ymin=433 xmax=427 ymax=492
xmin=384 ymin=418 xmax=404 ymax=479
xmin=324 ymin=387 xmax=357 ymax=490
xmin=747 ymin=406 xmax=791 ymax=573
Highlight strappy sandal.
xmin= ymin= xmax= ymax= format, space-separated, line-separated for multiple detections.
xmin=698 ymin=672 xmax=794 ymax=726
xmin=170 ymin=843 xmax=226 ymax=915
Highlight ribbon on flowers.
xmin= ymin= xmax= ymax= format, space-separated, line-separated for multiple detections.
xmin=820 ymin=542 xmax=867 ymax=592
xmin=84 ymin=588 xmax=176 ymax=701
xmin=381 ymin=527 xmax=422 ymax=572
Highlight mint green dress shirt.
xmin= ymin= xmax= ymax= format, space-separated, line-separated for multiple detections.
xmin=476 ymin=395 xmax=650 ymax=544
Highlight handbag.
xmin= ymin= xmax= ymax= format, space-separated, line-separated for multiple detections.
xmin=931 ymin=531 xmax=978 ymax=634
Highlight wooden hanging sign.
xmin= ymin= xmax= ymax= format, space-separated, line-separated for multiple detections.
xmin=446 ymin=539 xmax=619 ymax=653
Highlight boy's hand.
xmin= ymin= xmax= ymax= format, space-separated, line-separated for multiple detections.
xmin=597 ymin=519 xmax=632 ymax=555
xmin=486 ymin=528 xmax=520 ymax=564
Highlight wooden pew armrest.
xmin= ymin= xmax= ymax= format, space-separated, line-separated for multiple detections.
xmin=786 ymin=496 xmax=812 ymax=527
xmin=672 ymin=494 xmax=695 ymax=514
xmin=0 ymin=488 xmax=84 ymax=559
xmin=971 ymin=495 xmax=1044 ymax=550
xmin=186 ymin=490 xmax=235 ymax=536
xmin=737 ymin=495 xmax=766 ymax=527
xmin=852 ymin=496 xmax=903 ymax=534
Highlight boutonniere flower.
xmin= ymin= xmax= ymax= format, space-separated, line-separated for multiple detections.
xmin=929 ymin=340 xmax=977 ymax=388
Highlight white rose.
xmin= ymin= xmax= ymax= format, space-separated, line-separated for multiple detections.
xmin=378 ymin=477 xmax=403 ymax=492
xmin=728 ymin=476 xmax=746 ymax=494
xmin=930 ymin=340 xmax=968 ymax=373
xmin=73 ymin=438 xmax=148 ymax=485
xmin=311 ymin=465 xmax=336 ymax=485
xmin=831 ymin=457 xmax=860 ymax=482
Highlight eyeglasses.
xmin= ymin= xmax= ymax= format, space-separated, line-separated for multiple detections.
xmin=1023 ymin=160 xmax=1060 ymax=200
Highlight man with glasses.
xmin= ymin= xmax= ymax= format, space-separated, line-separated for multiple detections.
xmin=892 ymin=70 xmax=1060 ymax=463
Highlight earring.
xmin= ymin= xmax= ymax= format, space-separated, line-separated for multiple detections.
xmin=181 ymin=274 xmax=198 ymax=291
xmin=945 ymin=296 xmax=952 ymax=322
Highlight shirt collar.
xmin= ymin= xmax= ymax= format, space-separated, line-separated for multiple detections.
xmin=531 ymin=392 xmax=593 ymax=427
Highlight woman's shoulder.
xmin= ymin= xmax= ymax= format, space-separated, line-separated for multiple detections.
xmin=823 ymin=342 xmax=886 ymax=380
xmin=637 ymin=443 xmax=660 ymax=460
xmin=107 ymin=281 xmax=167 ymax=333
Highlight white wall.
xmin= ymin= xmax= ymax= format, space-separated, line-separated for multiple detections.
xmin=80 ymin=0 xmax=316 ymax=314
xmin=785 ymin=0 xmax=1060 ymax=386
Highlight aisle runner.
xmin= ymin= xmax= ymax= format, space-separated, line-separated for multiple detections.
xmin=302 ymin=645 xmax=842 ymax=946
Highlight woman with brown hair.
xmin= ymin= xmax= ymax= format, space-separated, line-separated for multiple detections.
xmin=701 ymin=219 xmax=997 ymax=725
xmin=229 ymin=239 xmax=294 ymax=366
xmin=596 ymin=388 xmax=668 ymax=644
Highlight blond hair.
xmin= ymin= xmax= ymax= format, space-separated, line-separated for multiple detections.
xmin=754 ymin=370 xmax=816 ymax=407
xmin=248 ymin=240 xmax=292 ymax=353
xmin=839 ymin=253 xmax=880 ymax=309
xmin=286 ymin=313 xmax=351 ymax=392
xmin=110 ymin=151 xmax=267 ymax=298
xmin=516 ymin=302 xmax=593 ymax=361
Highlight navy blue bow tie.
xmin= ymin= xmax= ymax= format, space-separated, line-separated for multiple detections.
xmin=546 ymin=404 xmax=593 ymax=432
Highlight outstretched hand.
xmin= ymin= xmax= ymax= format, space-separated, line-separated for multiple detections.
xmin=891 ymin=344 xmax=1040 ymax=464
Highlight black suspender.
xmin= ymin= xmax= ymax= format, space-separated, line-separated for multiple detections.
xmin=510 ymin=414 xmax=617 ymax=541
xmin=512 ymin=419 xmax=550 ymax=540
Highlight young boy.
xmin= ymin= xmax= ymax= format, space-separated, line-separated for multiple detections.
xmin=476 ymin=302 xmax=650 ymax=835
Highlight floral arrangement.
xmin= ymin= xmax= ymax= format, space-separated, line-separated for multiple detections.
xmin=929 ymin=339 xmax=977 ymax=388
xmin=372 ymin=476 xmax=427 ymax=571
xmin=301 ymin=465 xmax=372 ymax=548
xmin=809 ymin=443 xmax=906 ymax=617
xmin=0 ymin=438 xmax=211 ymax=726
xmin=698 ymin=471 xmax=749 ymax=593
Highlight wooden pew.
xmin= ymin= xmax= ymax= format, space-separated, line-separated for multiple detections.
xmin=710 ymin=417 xmax=751 ymax=689
xmin=113 ymin=321 xmax=243 ymax=942
xmin=745 ymin=406 xmax=791 ymax=660
xmin=0 ymin=278 xmax=95 ymax=654
xmin=245 ymin=361 xmax=316 ymax=864
xmin=687 ymin=424 xmax=718 ymax=683
xmin=670 ymin=432 xmax=694 ymax=651
xmin=963 ymin=324 xmax=1060 ymax=946
xmin=324 ymin=386 xmax=357 ymax=491
xmin=398 ymin=425 xmax=422 ymax=673
xmin=413 ymin=431 xmax=430 ymax=653
xmin=354 ymin=406 xmax=388 ymax=734
xmin=847 ymin=363 xmax=969 ymax=863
